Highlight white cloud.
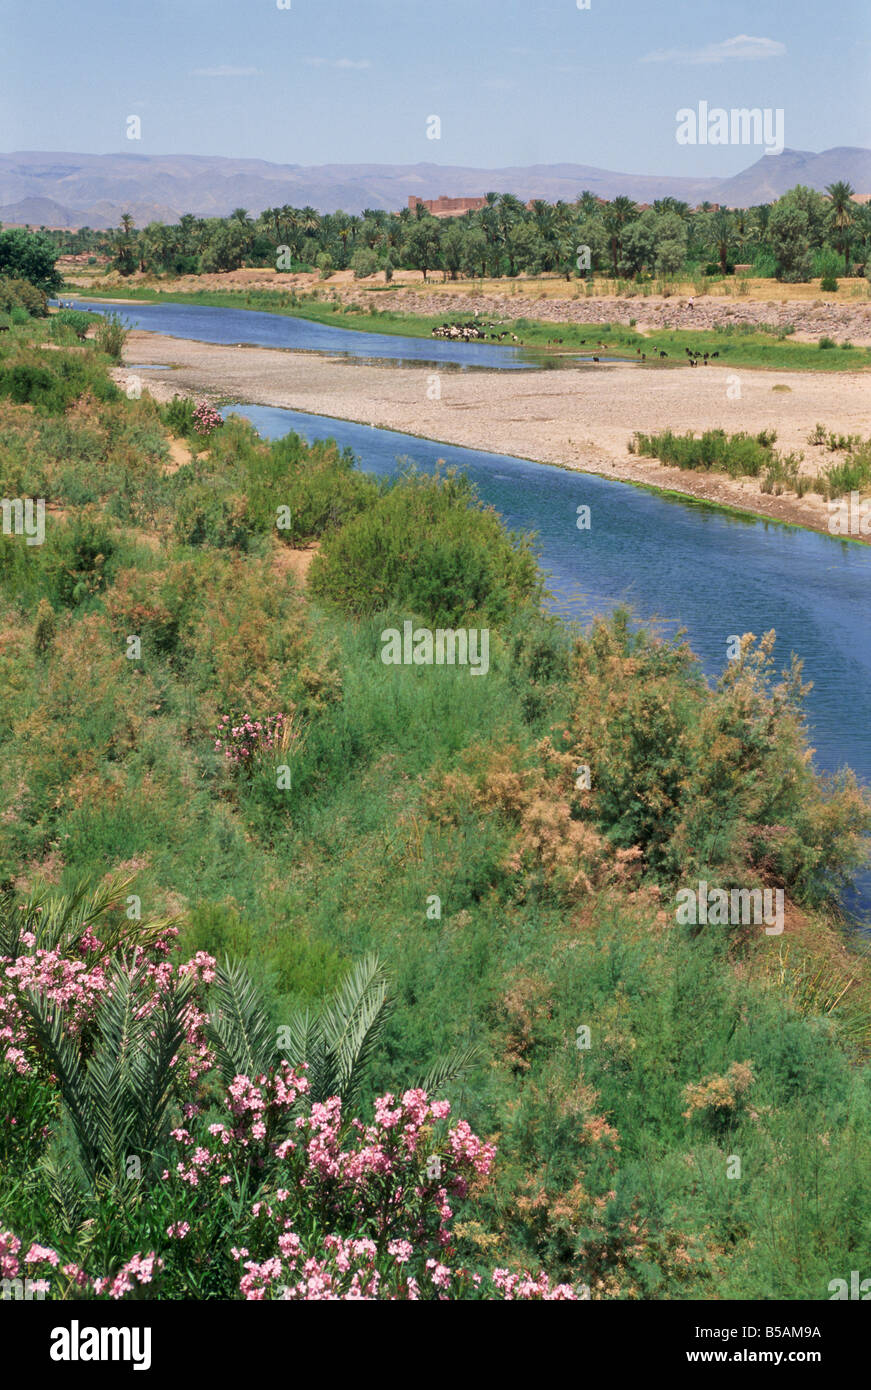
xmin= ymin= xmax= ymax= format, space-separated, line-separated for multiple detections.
xmin=305 ymin=57 xmax=371 ymax=70
xmin=640 ymin=34 xmax=785 ymax=65
xmin=192 ymin=65 xmax=261 ymax=77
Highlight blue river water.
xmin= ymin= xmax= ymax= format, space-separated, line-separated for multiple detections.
xmin=60 ymin=298 xmax=871 ymax=920
xmin=223 ymin=401 xmax=871 ymax=927
xmin=69 ymin=298 xmax=615 ymax=371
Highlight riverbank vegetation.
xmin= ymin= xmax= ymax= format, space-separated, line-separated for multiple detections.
xmin=630 ymin=427 xmax=871 ymax=500
xmin=59 ymin=283 xmax=871 ymax=373
xmin=1 ymin=305 xmax=871 ymax=1300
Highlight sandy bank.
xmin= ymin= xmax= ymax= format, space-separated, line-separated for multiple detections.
xmin=117 ymin=330 xmax=871 ymax=540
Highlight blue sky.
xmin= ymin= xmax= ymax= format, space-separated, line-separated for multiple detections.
xmin=1 ymin=0 xmax=869 ymax=172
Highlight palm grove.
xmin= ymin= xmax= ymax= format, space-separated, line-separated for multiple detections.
xmin=46 ymin=181 xmax=870 ymax=287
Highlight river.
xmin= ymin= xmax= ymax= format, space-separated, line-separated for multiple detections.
xmin=225 ymin=401 xmax=871 ymax=928
xmin=70 ymin=298 xmax=621 ymax=371
xmin=72 ymin=298 xmax=871 ymax=923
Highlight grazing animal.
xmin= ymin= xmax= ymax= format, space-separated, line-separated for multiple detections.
xmin=659 ymin=350 xmax=667 ymax=359
xmin=711 ymin=351 xmax=719 ymax=358
xmin=592 ymin=355 xmax=600 ymax=362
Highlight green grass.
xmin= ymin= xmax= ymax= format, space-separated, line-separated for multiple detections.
xmin=631 ymin=427 xmax=871 ymax=501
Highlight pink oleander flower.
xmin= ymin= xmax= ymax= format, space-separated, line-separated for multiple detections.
xmin=24 ymin=1242 xmax=59 ymax=1267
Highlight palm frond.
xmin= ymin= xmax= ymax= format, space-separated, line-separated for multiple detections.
xmin=318 ymin=953 xmax=391 ymax=1109
xmin=4 ymin=874 xmax=178 ymax=961
xmin=132 ymin=972 xmax=195 ymax=1156
xmin=275 ymin=1007 xmax=334 ymax=1102
xmin=38 ymin=1152 xmax=88 ymax=1236
xmin=416 ymin=1043 xmax=483 ymax=1097
xmin=86 ymin=963 xmax=143 ymax=1184
xmin=209 ymin=959 xmax=275 ymax=1083
xmin=22 ymin=991 xmax=100 ymax=1183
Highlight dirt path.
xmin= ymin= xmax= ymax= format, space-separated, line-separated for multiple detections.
xmin=116 ymin=330 xmax=871 ymax=540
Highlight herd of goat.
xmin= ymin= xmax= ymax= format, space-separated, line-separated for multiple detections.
xmin=429 ymin=320 xmax=722 ymax=365
xmin=431 ymin=320 xmax=520 ymax=342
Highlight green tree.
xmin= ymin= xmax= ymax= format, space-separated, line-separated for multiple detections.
xmin=440 ymin=220 xmax=467 ymax=280
xmin=403 ymin=216 xmax=441 ymax=282
xmin=826 ymin=181 xmax=855 ymax=275
xmin=200 ymin=221 xmax=248 ymax=273
xmin=654 ymin=212 xmax=688 ymax=276
xmin=0 ymin=228 xmax=62 ymax=293
xmin=769 ymin=202 xmax=813 ymax=282
xmin=351 ymin=246 xmax=379 ymax=279
xmin=603 ymin=196 xmax=638 ymax=277
xmin=709 ymin=209 xmax=734 ymax=274
xmin=114 ymin=213 xmax=137 ymax=277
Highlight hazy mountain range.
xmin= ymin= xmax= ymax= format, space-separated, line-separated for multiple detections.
xmin=0 ymin=147 xmax=869 ymax=228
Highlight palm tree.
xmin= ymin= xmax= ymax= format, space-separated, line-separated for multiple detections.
xmin=178 ymin=212 xmax=197 ymax=256
xmin=654 ymin=197 xmax=689 ymax=220
xmin=826 ymin=181 xmax=855 ymax=275
xmin=300 ymin=205 xmax=321 ymax=237
xmin=752 ymin=202 xmax=771 ymax=243
xmin=733 ymin=207 xmax=750 ymax=259
xmin=114 ymin=212 xmax=137 ymax=275
xmin=210 ymin=954 xmax=478 ymax=1110
xmin=6 ymin=877 xmax=185 ymax=1195
xmin=603 ymin=195 xmax=638 ymax=276
xmin=710 ymin=208 xmax=734 ymax=275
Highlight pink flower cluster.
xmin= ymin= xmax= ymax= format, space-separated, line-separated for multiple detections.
xmin=491 ymin=1268 xmax=579 ymax=1300
xmin=93 ymin=1253 xmax=163 ymax=1300
xmin=230 ymin=1229 xmax=581 ymax=1301
xmin=2 ymin=924 xmax=583 ymax=1303
xmin=214 ymin=712 xmax=291 ymax=766
xmin=1 ymin=1227 xmax=164 ymax=1300
xmin=1 ymin=923 xmax=213 ymax=1087
xmin=192 ymin=400 xmax=223 ymax=436
xmin=1 ymin=939 xmax=111 ymax=1073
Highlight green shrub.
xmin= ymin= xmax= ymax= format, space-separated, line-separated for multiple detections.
xmin=242 ymin=429 xmax=378 ymax=542
xmin=51 ymin=308 xmax=95 ymax=340
xmin=309 ymin=467 xmax=541 ymax=626
xmin=351 ymin=249 xmax=379 ymax=280
xmin=0 ymin=349 xmax=119 ymax=413
xmin=94 ymin=312 xmax=128 ymax=362
xmin=160 ymin=394 xmax=197 ymax=438
xmin=173 ymin=483 xmax=255 ymax=550
xmin=40 ymin=514 xmax=118 ymax=607
xmin=0 ymin=273 xmax=48 ymax=317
